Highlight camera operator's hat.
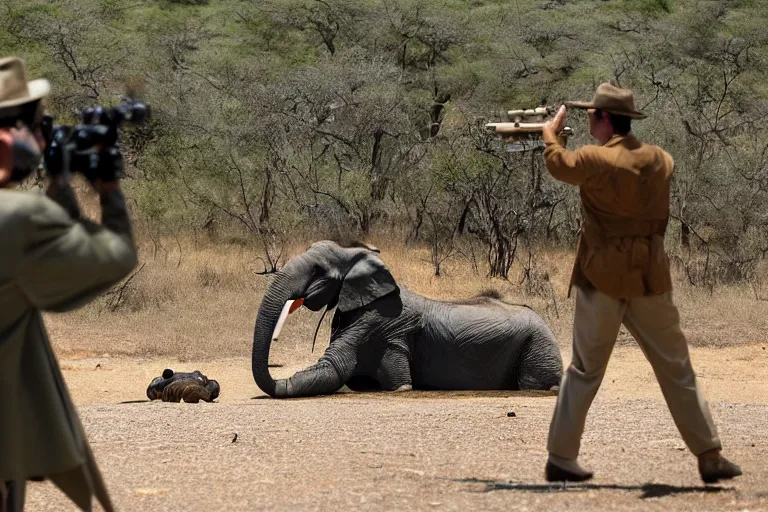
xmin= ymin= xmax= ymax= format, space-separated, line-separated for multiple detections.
xmin=0 ymin=56 xmax=50 ymax=110
xmin=565 ymin=82 xmax=646 ymax=119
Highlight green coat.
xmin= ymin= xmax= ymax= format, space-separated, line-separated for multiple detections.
xmin=0 ymin=183 xmax=137 ymax=511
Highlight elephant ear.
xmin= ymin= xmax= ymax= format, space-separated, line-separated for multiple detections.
xmin=338 ymin=252 xmax=399 ymax=314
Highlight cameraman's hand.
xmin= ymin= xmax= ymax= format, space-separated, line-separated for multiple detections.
xmin=1 ymin=126 xmax=44 ymax=186
xmin=0 ymin=129 xmax=12 ymax=186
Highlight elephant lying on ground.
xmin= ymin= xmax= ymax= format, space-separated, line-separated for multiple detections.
xmin=252 ymin=241 xmax=564 ymax=398
xmin=147 ymin=369 xmax=221 ymax=403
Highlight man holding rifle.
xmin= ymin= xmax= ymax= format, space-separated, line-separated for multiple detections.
xmin=0 ymin=56 xmax=136 ymax=511
xmin=540 ymin=82 xmax=742 ymax=484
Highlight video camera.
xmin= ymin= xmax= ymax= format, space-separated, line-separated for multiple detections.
xmin=41 ymin=97 xmax=151 ymax=181
xmin=485 ymin=106 xmax=573 ymax=153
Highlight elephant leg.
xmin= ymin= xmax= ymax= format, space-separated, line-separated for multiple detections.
xmin=274 ymin=342 xmax=358 ymax=398
xmin=377 ymin=345 xmax=412 ymax=391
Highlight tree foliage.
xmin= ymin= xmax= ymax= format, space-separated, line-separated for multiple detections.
xmin=3 ymin=0 xmax=768 ymax=281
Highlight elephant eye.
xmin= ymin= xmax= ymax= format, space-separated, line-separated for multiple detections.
xmin=305 ymin=277 xmax=327 ymax=295
xmin=310 ymin=264 xmax=325 ymax=279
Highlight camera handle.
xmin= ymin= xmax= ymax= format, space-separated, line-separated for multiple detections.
xmin=92 ymin=147 xmax=124 ymax=182
xmin=43 ymin=134 xmax=71 ymax=179
xmin=44 ymin=130 xmax=124 ymax=182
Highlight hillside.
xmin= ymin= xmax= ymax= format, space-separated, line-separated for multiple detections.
xmin=2 ymin=0 xmax=768 ymax=285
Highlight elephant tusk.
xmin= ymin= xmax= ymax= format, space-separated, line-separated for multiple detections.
xmin=311 ymin=306 xmax=330 ymax=353
xmin=272 ymin=300 xmax=295 ymax=343
xmin=272 ymin=299 xmax=305 ymax=343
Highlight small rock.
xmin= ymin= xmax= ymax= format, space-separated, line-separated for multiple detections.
xmin=232 ymin=432 xmax=238 ymax=443
xmin=95 ymin=363 xmax=101 ymax=369
xmin=751 ymin=443 xmax=755 ymax=447
xmin=429 ymin=502 xmax=442 ymax=507
xmin=135 ymin=488 xmax=168 ymax=496
xmin=507 ymin=412 xmax=516 ymax=417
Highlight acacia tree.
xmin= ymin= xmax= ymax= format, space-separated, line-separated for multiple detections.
xmin=250 ymin=52 xmax=428 ymax=234
xmin=425 ymin=116 xmax=571 ymax=279
xmin=606 ymin=3 xmax=768 ymax=286
xmin=247 ymin=0 xmax=367 ymax=57
xmin=5 ymin=0 xmax=768 ymax=289
xmin=3 ymin=0 xmax=137 ymax=112
xmin=397 ymin=142 xmax=464 ymax=276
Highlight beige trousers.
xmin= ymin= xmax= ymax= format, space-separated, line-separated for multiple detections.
xmin=547 ymin=286 xmax=721 ymax=460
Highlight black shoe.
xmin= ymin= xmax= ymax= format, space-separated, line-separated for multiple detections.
xmin=545 ymin=461 xmax=594 ymax=482
xmin=699 ymin=455 xmax=742 ymax=484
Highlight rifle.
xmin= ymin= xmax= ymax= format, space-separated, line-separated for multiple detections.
xmin=485 ymin=106 xmax=573 ymax=152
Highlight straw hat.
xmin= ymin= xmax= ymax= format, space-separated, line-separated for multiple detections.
xmin=0 ymin=57 xmax=50 ymax=111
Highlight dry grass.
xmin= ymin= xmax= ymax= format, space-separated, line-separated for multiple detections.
xmin=32 ymin=231 xmax=768 ymax=512
xmin=43 ymin=232 xmax=768 ymax=362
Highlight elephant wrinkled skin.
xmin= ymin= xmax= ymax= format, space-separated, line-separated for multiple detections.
xmin=251 ymin=241 xmax=564 ymax=398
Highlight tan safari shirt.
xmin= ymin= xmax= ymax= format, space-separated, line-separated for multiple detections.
xmin=0 ymin=182 xmax=136 ymax=511
xmin=543 ymin=131 xmax=674 ymax=299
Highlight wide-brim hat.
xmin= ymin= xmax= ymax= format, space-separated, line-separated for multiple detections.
xmin=0 ymin=56 xmax=50 ymax=110
xmin=565 ymin=82 xmax=646 ymax=119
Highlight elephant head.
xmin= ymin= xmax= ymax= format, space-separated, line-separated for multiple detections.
xmin=251 ymin=240 xmax=400 ymax=396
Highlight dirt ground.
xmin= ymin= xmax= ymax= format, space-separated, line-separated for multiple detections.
xmin=22 ymin=343 xmax=768 ymax=512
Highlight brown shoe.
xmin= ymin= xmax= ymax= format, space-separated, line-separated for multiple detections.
xmin=698 ymin=454 xmax=742 ymax=484
xmin=545 ymin=461 xmax=593 ymax=482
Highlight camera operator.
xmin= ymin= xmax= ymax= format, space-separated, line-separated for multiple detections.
xmin=0 ymin=57 xmax=136 ymax=512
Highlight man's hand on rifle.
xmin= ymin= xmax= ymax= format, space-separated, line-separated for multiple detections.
xmin=543 ymin=105 xmax=567 ymax=142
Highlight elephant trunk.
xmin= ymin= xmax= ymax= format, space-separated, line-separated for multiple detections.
xmin=251 ymin=265 xmax=310 ymax=397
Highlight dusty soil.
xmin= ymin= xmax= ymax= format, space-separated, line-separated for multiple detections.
xmin=24 ymin=344 xmax=768 ymax=512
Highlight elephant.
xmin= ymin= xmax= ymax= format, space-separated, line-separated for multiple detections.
xmin=146 ymin=369 xmax=221 ymax=403
xmin=251 ymin=241 xmax=564 ymax=398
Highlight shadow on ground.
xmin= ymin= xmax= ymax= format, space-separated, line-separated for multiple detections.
xmin=451 ymin=478 xmax=733 ymax=499
xmin=251 ymin=389 xmax=558 ymax=400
